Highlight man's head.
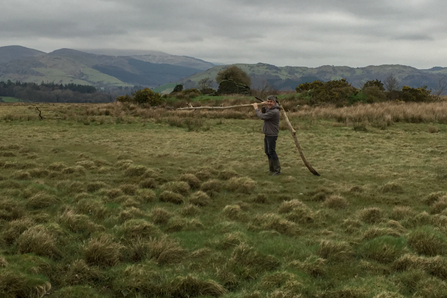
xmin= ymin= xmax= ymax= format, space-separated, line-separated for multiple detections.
xmin=267 ymin=95 xmax=277 ymax=108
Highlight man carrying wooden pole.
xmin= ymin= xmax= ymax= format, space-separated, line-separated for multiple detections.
xmin=252 ymin=95 xmax=281 ymax=176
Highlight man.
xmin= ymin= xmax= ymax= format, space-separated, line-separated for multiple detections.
xmin=252 ymin=95 xmax=281 ymax=176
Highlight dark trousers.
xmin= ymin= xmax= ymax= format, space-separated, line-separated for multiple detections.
xmin=264 ymin=135 xmax=279 ymax=160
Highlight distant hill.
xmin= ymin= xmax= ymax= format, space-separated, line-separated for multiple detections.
xmin=0 ymin=45 xmax=46 ymax=64
xmin=157 ymin=63 xmax=447 ymax=94
xmin=0 ymin=46 xmax=211 ymax=88
xmin=2 ymin=46 xmax=447 ymax=95
xmin=82 ymin=49 xmax=214 ymax=70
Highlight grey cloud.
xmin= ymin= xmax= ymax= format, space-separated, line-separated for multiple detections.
xmin=1 ymin=0 xmax=447 ymax=68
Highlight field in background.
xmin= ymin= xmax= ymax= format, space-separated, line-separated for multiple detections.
xmin=1 ymin=101 xmax=447 ymax=298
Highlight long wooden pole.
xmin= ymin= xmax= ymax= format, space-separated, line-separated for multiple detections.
xmin=278 ymin=104 xmax=320 ymax=176
xmin=177 ymin=103 xmax=266 ymax=110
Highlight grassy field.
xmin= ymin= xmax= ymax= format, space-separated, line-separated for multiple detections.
xmin=0 ymin=97 xmax=21 ymax=103
xmin=1 ymin=100 xmax=447 ymax=297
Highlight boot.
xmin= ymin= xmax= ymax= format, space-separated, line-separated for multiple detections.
xmin=268 ymin=159 xmax=274 ymax=174
xmin=271 ymin=159 xmax=281 ymax=176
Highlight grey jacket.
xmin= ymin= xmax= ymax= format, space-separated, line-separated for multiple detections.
xmin=255 ymin=104 xmax=280 ymax=136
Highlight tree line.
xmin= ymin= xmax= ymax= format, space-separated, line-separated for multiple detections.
xmin=0 ymin=81 xmax=114 ymax=103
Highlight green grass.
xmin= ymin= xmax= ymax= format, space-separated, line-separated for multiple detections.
xmin=0 ymin=97 xmax=21 ymax=102
xmin=1 ymin=102 xmax=447 ymax=297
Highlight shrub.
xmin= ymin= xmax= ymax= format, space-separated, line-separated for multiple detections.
xmin=407 ymin=226 xmax=447 ymax=256
xmin=401 ymin=85 xmax=432 ymax=102
xmin=83 ymin=234 xmax=123 ymax=267
xmin=131 ymin=88 xmax=164 ymax=106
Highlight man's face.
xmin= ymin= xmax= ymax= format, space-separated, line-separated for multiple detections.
xmin=267 ymin=99 xmax=275 ymax=108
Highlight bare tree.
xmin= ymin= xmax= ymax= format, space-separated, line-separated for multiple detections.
xmin=434 ymin=75 xmax=447 ymax=97
xmin=384 ymin=74 xmax=399 ymax=92
xmin=197 ymin=78 xmax=213 ymax=90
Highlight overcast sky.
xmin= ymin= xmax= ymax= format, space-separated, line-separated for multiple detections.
xmin=1 ymin=0 xmax=446 ymax=68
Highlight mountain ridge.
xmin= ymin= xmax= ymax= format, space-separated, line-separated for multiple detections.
xmin=1 ymin=45 xmax=447 ymax=94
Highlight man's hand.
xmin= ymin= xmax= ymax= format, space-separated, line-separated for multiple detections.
xmin=252 ymin=103 xmax=258 ymax=110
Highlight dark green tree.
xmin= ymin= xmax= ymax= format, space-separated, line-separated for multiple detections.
xmin=216 ymin=65 xmax=251 ymax=87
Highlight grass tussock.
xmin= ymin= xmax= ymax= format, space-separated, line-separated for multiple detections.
xmin=358 ymin=236 xmax=408 ymax=264
xmin=0 ymin=269 xmax=52 ymax=298
xmin=139 ymin=177 xmax=157 ymax=189
xmin=2 ymin=218 xmax=35 ymax=244
xmin=83 ymin=234 xmax=123 ymax=267
xmin=407 ymin=226 xmax=447 ymax=256
xmin=159 ymin=190 xmax=185 ymax=204
xmin=227 ymin=176 xmax=256 ymax=193
xmin=392 ymin=254 xmax=447 ymax=279
xmin=391 ymin=206 xmax=415 ymax=220
xmin=179 ymin=173 xmax=201 ymax=188
xmin=359 ymin=207 xmax=383 ymax=224
xmin=323 ymin=195 xmax=349 ymax=209
xmin=250 ymin=213 xmax=300 ymax=236
xmin=171 ymin=274 xmax=227 ymax=298
xmin=120 ymin=219 xmax=160 ymax=239
xmin=17 ymin=225 xmax=61 ymax=259
xmin=227 ymin=243 xmax=281 ymax=280
xmin=200 ymin=179 xmax=223 ymax=194
xmin=26 ymin=192 xmax=61 ymax=209
xmin=189 ymin=190 xmax=211 ymax=207
xmin=50 ymin=285 xmax=102 ymax=298
xmin=318 ymin=240 xmax=353 ymax=262
xmin=151 ymin=207 xmax=172 ymax=225
xmin=0 ymin=197 xmax=25 ymax=220
xmin=161 ymin=181 xmax=191 ymax=195
xmin=62 ymin=259 xmax=104 ymax=286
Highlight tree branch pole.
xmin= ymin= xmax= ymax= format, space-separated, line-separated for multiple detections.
xmin=278 ymin=105 xmax=320 ymax=176
xmin=176 ymin=103 xmax=267 ymax=110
